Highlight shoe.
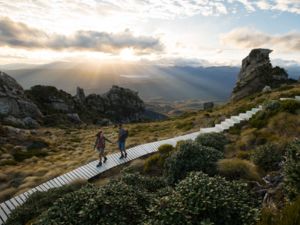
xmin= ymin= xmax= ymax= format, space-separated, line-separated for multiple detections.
xmin=119 ymin=155 xmax=124 ymax=159
xmin=104 ymin=157 xmax=107 ymax=163
xmin=96 ymin=162 xmax=102 ymax=167
xmin=125 ymin=153 xmax=127 ymax=158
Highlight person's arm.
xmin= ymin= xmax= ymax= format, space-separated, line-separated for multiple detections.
xmin=94 ymin=137 xmax=98 ymax=149
xmin=105 ymin=137 xmax=113 ymax=144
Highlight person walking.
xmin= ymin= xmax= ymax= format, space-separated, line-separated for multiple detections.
xmin=118 ymin=124 xmax=128 ymax=159
xmin=94 ymin=130 xmax=112 ymax=167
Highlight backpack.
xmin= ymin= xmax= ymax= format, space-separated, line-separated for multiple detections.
xmin=124 ymin=130 xmax=129 ymax=139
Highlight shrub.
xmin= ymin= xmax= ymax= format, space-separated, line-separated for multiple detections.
xmin=120 ymin=172 xmax=167 ymax=193
xmin=34 ymin=182 xmax=151 ymax=225
xmin=148 ymin=172 xmax=260 ymax=225
xmin=12 ymin=148 xmax=48 ymax=162
xmin=217 ymin=158 xmax=260 ymax=181
xmin=256 ymin=196 xmax=300 ymax=225
xmin=236 ymin=150 xmax=252 ymax=160
xmin=283 ymin=139 xmax=300 ymax=200
xmin=6 ymin=181 xmax=86 ymax=225
xmin=175 ymin=121 xmax=194 ymax=131
xmin=251 ymin=143 xmax=283 ymax=171
xmin=144 ymin=144 xmax=174 ymax=174
xmin=195 ymin=133 xmax=227 ymax=152
xmin=251 ymin=100 xmax=300 ymax=129
xmin=164 ymin=141 xmax=223 ymax=184
xmin=279 ymin=100 xmax=300 ymax=114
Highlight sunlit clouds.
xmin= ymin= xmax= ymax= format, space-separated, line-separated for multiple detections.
xmin=0 ymin=0 xmax=299 ymax=66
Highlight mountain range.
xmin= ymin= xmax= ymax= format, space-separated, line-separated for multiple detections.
xmin=1 ymin=61 xmax=299 ymax=102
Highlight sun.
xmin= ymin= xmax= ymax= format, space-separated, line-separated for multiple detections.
xmin=119 ymin=48 xmax=138 ymax=61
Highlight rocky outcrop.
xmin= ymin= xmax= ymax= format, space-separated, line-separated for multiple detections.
xmin=25 ymin=85 xmax=76 ymax=114
xmin=26 ymin=84 xmax=145 ymax=124
xmin=0 ymin=71 xmax=42 ymax=128
xmin=75 ymin=86 xmax=85 ymax=103
xmin=203 ymin=102 xmax=214 ymax=110
xmin=85 ymin=85 xmax=145 ymax=122
xmin=1 ymin=72 xmax=147 ymax=127
xmin=231 ymin=49 xmax=289 ymax=101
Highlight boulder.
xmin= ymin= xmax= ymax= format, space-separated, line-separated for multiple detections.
xmin=231 ymin=49 xmax=288 ymax=101
xmin=0 ymin=71 xmax=42 ymax=128
xmin=67 ymin=113 xmax=82 ymax=124
xmin=203 ymin=102 xmax=214 ymax=110
xmin=85 ymin=85 xmax=145 ymax=122
xmin=23 ymin=117 xmax=40 ymax=128
xmin=26 ymin=85 xmax=75 ymax=114
xmin=262 ymin=86 xmax=271 ymax=93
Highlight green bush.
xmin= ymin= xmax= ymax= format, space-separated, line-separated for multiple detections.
xmin=164 ymin=141 xmax=223 ymax=184
xmin=175 ymin=121 xmax=194 ymax=131
xmin=236 ymin=150 xmax=252 ymax=160
xmin=250 ymin=100 xmax=300 ymax=129
xmin=144 ymin=144 xmax=174 ymax=174
xmin=34 ymin=181 xmax=151 ymax=225
xmin=6 ymin=181 xmax=86 ymax=225
xmin=256 ymin=196 xmax=300 ymax=225
xmin=120 ymin=172 xmax=167 ymax=193
xmin=148 ymin=172 xmax=260 ymax=225
xmin=283 ymin=139 xmax=300 ymax=200
xmin=217 ymin=158 xmax=260 ymax=181
xmin=195 ymin=133 xmax=228 ymax=152
xmin=251 ymin=143 xmax=283 ymax=171
xmin=279 ymin=100 xmax=300 ymax=114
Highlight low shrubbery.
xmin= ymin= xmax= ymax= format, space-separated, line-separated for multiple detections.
xmin=256 ymin=196 xmax=300 ymax=225
xmin=6 ymin=180 xmax=86 ymax=225
xmin=164 ymin=141 xmax=223 ymax=184
xmin=217 ymin=158 xmax=260 ymax=181
xmin=144 ymin=144 xmax=174 ymax=174
xmin=251 ymin=143 xmax=283 ymax=171
xmin=34 ymin=181 xmax=151 ymax=225
xmin=195 ymin=133 xmax=228 ymax=152
xmin=236 ymin=150 xmax=252 ymax=160
xmin=148 ymin=172 xmax=260 ymax=225
xmin=283 ymin=139 xmax=300 ymax=200
xmin=250 ymin=100 xmax=300 ymax=129
xmin=120 ymin=172 xmax=167 ymax=193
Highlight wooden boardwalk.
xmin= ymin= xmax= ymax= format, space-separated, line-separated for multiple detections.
xmin=0 ymin=96 xmax=298 ymax=224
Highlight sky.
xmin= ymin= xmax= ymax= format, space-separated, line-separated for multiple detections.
xmin=0 ymin=0 xmax=300 ymax=67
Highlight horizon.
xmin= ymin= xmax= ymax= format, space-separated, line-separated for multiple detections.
xmin=0 ymin=1 xmax=299 ymax=67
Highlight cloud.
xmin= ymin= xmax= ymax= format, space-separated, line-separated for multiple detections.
xmin=232 ymin=0 xmax=300 ymax=14
xmin=0 ymin=18 xmax=163 ymax=53
xmin=220 ymin=27 xmax=300 ymax=52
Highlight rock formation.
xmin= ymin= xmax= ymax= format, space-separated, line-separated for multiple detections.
xmin=231 ymin=49 xmax=288 ymax=101
xmin=75 ymin=86 xmax=85 ymax=103
xmin=1 ymin=72 xmax=149 ymax=127
xmin=203 ymin=102 xmax=214 ymax=110
xmin=85 ymin=85 xmax=145 ymax=122
xmin=0 ymin=71 xmax=42 ymax=128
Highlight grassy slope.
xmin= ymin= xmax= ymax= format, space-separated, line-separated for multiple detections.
xmin=0 ymin=83 xmax=299 ymax=203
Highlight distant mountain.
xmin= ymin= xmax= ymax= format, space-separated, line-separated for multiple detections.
xmin=1 ymin=61 xmax=298 ymax=102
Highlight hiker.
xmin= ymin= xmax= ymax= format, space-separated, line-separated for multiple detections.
xmin=94 ymin=130 xmax=112 ymax=167
xmin=118 ymin=124 xmax=128 ymax=159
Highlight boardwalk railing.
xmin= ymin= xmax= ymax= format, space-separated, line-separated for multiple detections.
xmin=0 ymin=96 xmax=299 ymax=224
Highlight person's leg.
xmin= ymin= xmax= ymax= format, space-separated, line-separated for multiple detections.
xmin=103 ymin=149 xmax=107 ymax=162
xmin=118 ymin=142 xmax=124 ymax=158
xmin=123 ymin=142 xmax=127 ymax=158
xmin=97 ymin=151 xmax=102 ymax=167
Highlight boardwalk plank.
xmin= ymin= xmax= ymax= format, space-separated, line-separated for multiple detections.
xmin=0 ymin=207 xmax=7 ymax=223
xmin=0 ymin=203 xmax=11 ymax=217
